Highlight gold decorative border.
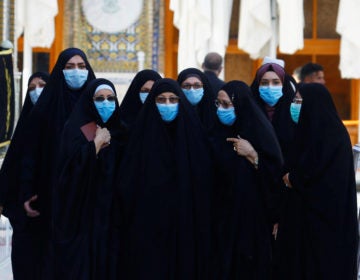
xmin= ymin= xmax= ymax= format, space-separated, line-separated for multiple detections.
xmin=63 ymin=0 xmax=164 ymax=73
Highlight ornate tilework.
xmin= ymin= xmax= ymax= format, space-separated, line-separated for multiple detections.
xmin=64 ymin=0 xmax=164 ymax=73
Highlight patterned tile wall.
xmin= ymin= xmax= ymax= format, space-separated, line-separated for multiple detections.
xmin=63 ymin=0 xmax=164 ymax=73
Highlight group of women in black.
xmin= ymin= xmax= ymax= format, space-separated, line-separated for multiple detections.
xmin=0 ymin=47 xmax=358 ymax=280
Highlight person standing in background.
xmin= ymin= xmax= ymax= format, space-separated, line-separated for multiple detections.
xmin=299 ymin=62 xmax=325 ymax=85
xmin=202 ymin=52 xmax=226 ymax=94
xmin=119 ymin=69 xmax=162 ymax=130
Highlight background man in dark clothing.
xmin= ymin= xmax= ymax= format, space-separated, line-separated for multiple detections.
xmin=300 ymin=62 xmax=326 ymax=85
xmin=202 ymin=52 xmax=225 ymax=94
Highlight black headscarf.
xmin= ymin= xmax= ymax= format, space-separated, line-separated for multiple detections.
xmin=251 ymin=66 xmax=297 ymax=170
xmin=19 ymin=48 xmax=96 ymax=223
xmin=213 ymin=80 xmax=284 ymax=188
xmin=20 ymin=72 xmax=50 ymax=117
xmin=177 ymin=67 xmax=216 ymax=132
xmin=119 ymin=69 xmax=162 ymax=128
xmin=114 ymin=78 xmax=213 ymax=279
xmin=52 ymin=78 xmax=127 ymax=280
xmin=210 ymin=80 xmax=283 ymax=278
xmin=217 ymin=81 xmax=283 ymax=168
xmin=32 ymin=48 xmax=96 ymax=126
xmin=0 ymin=71 xmax=49 ymax=219
xmin=278 ymin=83 xmax=358 ymax=279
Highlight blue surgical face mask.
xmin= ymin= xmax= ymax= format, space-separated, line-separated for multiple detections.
xmin=94 ymin=100 xmax=116 ymax=123
xmin=259 ymin=86 xmax=283 ymax=107
xmin=29 ymin=87 xmax=44 ymax=104
xmin=217 ymin=107 xmax=236 ymax=126
xmin=182 ymin=88 xmax=204 ymax=105
xmin=63 ymin=69 xmax=89 ymax=90
xmin=290 ymin=103 xmax=302 ymax=123
xmin=156 ymin=103 xmax=179 ymax=122
xmin=139 ymin=92 xmax=149 ymax=104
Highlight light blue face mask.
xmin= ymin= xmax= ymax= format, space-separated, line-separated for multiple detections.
xmin=182 ymin=88 xmax=204 ymax=105
xmin=156 ymin=103 xmax=179 ymax=122
xmin=217 ymin=107 xmax=236 ymax=126
xmin=29 ymin=87 xmax=44 ymax=104
xmin=290 ymin=103 xmax=302 ymax=123
xmin=63 ymin=69 xmax=89 ymax=90
xmin=139 ymin=92 xmax=149 ymax=104
xmin=94 ymin=100 xmax=116 ymax=123
xmin=259 ymin=86 xmax=283 ymax=107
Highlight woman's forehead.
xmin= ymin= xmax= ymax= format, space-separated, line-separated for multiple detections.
xmin=261 ymin=71 xmax=281 ymax=80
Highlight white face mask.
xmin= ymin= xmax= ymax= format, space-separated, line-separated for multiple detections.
xmin=29 ymin=87 xmax=44 ymax=104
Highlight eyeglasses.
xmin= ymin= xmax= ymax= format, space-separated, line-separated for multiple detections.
xmin=156 ymin=96 xmax=180 ymax=104
xmin=181 ymin=83 xmax=203 ymax=90
xmin=93 ymin=95 xmax=117 ymax=102
xmin=292 ymin=98 xmax=303 ymax=104
xmin=215 ymin=99 xmax=233 ymax=109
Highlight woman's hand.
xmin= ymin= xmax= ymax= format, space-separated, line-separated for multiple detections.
xmin=272 ymin=223 xmax=279 ymax=240
xmin=94 ymin=127 xmax=111 ymax=154
xmin=282 ymin=173 xmax=292 ymax=188
xmin=24 ymin=195 xmax=40 ymax=217
xmin=227 ymin=136 xmax=258 ymax=169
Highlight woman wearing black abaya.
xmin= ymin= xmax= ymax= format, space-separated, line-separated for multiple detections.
xmin=21 ymin=48 xmax=95 ymax=216
xmin=0 ymin=72 xmax=48 ymax=280
xmin=177 ymin=67 xmax=216 ymax=132
xmin=211 ymin=81 xmax=283 ymax=279
xmin=0 ymin=71 xmax=49 ymax=215
xmin=280 ymin=84 xmax=358 ymax=280
xmin=119 ymin=69 xmax=162 ymax=129
xmin=251 ymin=62 xmax=296 ymax=177
xmin=18 ymin=48 xmax=96 ymax=279
xmin=250 ymin=63 xmax=297 ymax=276
xmin=113 ymin=78 xmax=213 ymax=280
xmin=52 ymin=78 xmax=127 ymax=280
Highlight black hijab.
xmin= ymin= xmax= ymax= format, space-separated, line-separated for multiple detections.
xmin=31 ymin=48 xmax=96 ymax=127
xmin=251 ymin=66 xmax=297 ymax=170
xmin=21 ymin=72 xmax=50 ymax=118
xmin=52 ymin=78 xmax=127 ymax=280
xmin=55 ymin=77 xmax=126 ymax=181
xmin=119 ymin=69 xmax=162 ymax=128
xmin=218 ymin=81 xmax=283 ymax=168
xmin=279 ymin=83 xmax=358 ymax=279
xmin=0 ymin=72 xmax=49 ymax=219
xmin=177 ymin=67 xmax=216 ymax=132
xmin=19 ymin=48 xmax=96 ymax=221
xmin=114 ymin=78 xmax=213 ymax=280
xmin=211 ymin=80 xmax=283 ymax=279
xmin=230 ymin=80 xmax=284 ymax=220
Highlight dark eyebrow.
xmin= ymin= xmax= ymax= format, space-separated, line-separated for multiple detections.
xmin=65 ymin=62 xmax=86 ymax=66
